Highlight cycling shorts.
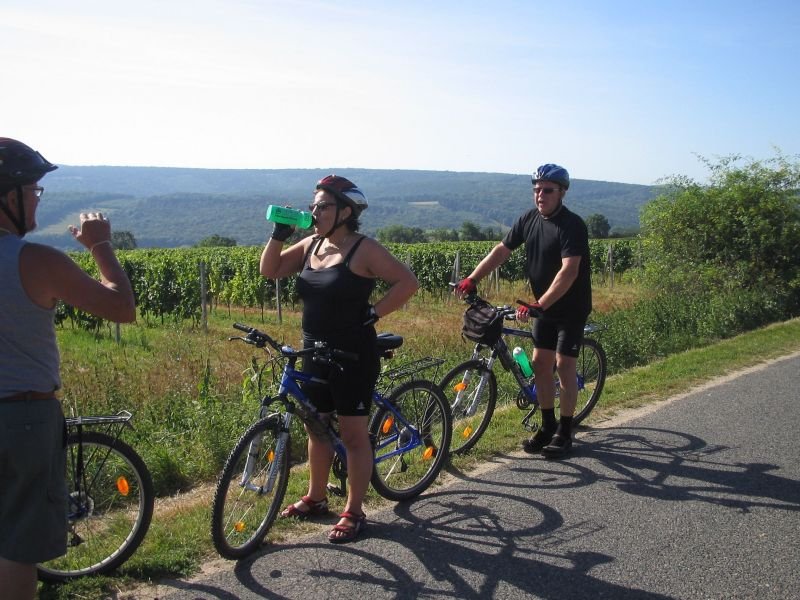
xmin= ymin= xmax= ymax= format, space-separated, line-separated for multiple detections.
xmin=532 ymin=316 xmax=587 ymax=358
xmin=300 ymin=332 xmax=379 ymax=417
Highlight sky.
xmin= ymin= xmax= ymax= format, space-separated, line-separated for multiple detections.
xmin=3 ymin=0 xmax=799 ymax=185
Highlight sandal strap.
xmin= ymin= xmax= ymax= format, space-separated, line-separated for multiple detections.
xmin=338 ymin=510 xmax=366 ymax=522
xmin=301 ymin=495 xmax=328 ymax=508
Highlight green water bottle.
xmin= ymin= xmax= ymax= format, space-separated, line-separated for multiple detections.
xmin=265 ymin=205 xmax=315 ymax=229
xmin=513 ymin=347 xmax=533 ymax=377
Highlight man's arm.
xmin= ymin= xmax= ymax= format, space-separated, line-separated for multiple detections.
xmin=536 ymin=255 xmax=581 ymax=309
xmin=465 ymin=242 xmax=512 ymax=285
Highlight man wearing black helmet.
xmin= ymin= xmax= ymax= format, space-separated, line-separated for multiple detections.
xmin=0 ymin=138 xmax=135 ymax=599
xmin=454 ymin=164 xmax=591 ymax=458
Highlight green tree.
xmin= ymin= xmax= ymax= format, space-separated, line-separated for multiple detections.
xmin=428 ymin=228 xmax=459 ymax=242
xmin=111 ymin=230 xmax=137 ymax=250
xmin=585 ymin=213 xmax=611 ymax=238
xmin=376 ymin=225 xmax=426 ymax=243
xmin=641 ymin=152 xmax=800 ymax=313
xmin=197 ymin=234 xmax=237 ymax=247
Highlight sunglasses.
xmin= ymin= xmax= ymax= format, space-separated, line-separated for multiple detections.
xmin=31 ymin=186 xmax=44 ymax=198
xmin=308 ymin=201 xmax=337 ymax=212
xmin=534 ymin=187 xmax=558 ymax=195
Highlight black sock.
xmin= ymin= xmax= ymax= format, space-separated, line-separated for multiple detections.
xmin=558 ymin=415 xmax=574 ymax=438
xmin=541 ymin=408 xmax=557 ymax=433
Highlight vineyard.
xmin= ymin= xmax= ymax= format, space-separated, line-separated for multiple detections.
xmin=59 ymin=239 xmax=641 ymax=327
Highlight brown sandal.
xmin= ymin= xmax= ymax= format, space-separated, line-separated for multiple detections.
xmin=327 ymin=511 xmax=367 ymax=544
xmin=280 ymin=495 xmax=329 ymax=519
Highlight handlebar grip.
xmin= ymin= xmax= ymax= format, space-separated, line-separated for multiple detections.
xmin=515 ymin=299 xmax=544 ymax=318
xmin=233 ymin=322 xmax=252 ymax=333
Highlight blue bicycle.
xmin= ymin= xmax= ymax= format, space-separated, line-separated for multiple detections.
xmin=211 ymin=323 xmax=451 ymax=559
xmin=442 ymin=293 xmax=607 ymax=454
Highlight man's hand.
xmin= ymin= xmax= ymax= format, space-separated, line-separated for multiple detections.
xmin=515 ymin=299 xmax=543 ymax=322
xmin=453 ymin=277 xmax=477 ymax=298
xmin=69 ymin=212 xmax=112 ymax=251
xmin=271 ymin=222 xmax=295 ymax=242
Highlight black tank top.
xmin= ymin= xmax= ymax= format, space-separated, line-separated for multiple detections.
xmin=297 ymin=236 xmax=376 ymax=340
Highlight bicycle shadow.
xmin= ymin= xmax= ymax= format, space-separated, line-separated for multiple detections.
xmin=572 ymin=426 xmax=800 ymax=513
xmin=222 ymin=487 xmax=673 ymax=600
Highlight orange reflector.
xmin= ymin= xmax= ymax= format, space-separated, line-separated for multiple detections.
xmin=453 ymin=382 xmax=467 ymax=392
xmin=423 ymin=446 xmax=435 ymax=460
xmin=267 ymin=449 xmax=275 ymax=462
xmin=462 ymin=426 xmax=473 ymax=439
xmin=234 ymin=521 xmax=245 ymax=532
xmin=382 ymin=416 xmax=394 ymax=434
xmin=116 ymin=476 xmax=130 ymax=496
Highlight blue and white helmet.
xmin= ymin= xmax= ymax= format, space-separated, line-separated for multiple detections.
xmin=532 ymin=164 xmax=570 ymax=190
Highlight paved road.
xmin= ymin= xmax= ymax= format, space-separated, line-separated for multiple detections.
xmin=138 ymin=353 xmax=800 ymax=599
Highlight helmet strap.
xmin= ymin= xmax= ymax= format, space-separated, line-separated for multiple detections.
xmin=321 ymin=205 xmax=351 ymax=238
xmin=0 ymin=186 xmax=27 ymax=236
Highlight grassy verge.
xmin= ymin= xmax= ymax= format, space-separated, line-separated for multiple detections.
xmin=39 ymin=304 xmax=800 ymax=599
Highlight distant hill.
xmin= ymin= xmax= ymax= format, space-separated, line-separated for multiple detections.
xmin=29 ymin=166 xmax=658 ymax=249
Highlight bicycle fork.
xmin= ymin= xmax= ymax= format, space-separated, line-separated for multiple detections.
xmin=453 ymin=355 xmax=496 ymax=417
xmin=240 ymin=414 xmax=290 ymax=495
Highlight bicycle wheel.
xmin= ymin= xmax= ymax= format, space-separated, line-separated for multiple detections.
xmin=211 ymin=415 xmax=289 ymax=559
xmin=439 ymin=360 xmax=497 ymax=455
xmin=37 ymin=431 xmax=154 ymax=581
xmin=370 ymin=379 xmax=451 ymax=502
xmin=573 ymin=337 xmax=607 ymax=424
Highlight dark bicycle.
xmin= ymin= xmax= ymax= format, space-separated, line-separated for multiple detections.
xmin=37 ymin=410 xmax=154 ymax=581
xmin=210 ymin=323 xmax=451 ymax=559
xmin=441 ymin=292 xmax=607 ymax=454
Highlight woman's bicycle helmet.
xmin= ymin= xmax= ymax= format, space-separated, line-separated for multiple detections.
xmin=532 ymin=164 xmax=570 ymax=190
xmin=315 ymin=175 xmax=368 ymax=215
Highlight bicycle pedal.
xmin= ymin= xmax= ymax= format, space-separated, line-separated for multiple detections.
xmin=326 ymin=483 xmax=346 ymax=498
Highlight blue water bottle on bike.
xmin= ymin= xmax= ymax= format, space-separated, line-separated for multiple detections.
xmin=513 ymin=347 xmax=533 ymax=377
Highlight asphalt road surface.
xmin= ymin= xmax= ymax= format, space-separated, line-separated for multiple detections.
xmin=134 ymin=352 xmax=800 ymax=600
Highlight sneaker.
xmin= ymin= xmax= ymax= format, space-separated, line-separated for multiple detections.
xmin=542 ymin=433 xmax=572 ymax=458
xmin=522 ymin=429 xmax=554 ymax=454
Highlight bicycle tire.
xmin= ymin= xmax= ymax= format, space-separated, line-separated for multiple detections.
xmin=369 ymin=379 xmax=451 ymax=501
xmin=439 ymin=360 xmax=497 ymax=455
xmin=573 ymin=337 xmax=607 ymax=424
xmin=211 ymin=415 xmax=289 ymax=559
xmin=37 ymin=431 xmax=154 ymax=581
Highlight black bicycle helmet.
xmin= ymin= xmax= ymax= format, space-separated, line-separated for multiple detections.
xmin=532 ymin=164 xmax=570 ymax=190
xmin=0 ymin=138 xmax=57 ymax=235
xmin=0 ymin=138 xmax=58 ymax=193
xmin=315 ymin=175 xmax=368 ymax=215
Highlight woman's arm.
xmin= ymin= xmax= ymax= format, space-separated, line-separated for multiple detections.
xmin=357 ymin=239 xmax=419 ymax=318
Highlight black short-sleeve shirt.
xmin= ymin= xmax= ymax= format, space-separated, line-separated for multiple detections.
xmin=502 ymin=206 xmax=592 ymax=319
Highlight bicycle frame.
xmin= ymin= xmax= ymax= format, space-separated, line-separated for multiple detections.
xmin=240 ymin=349 xmax=437 ymax=497
xmin=456 ymin=319 xmax=601 ymax=428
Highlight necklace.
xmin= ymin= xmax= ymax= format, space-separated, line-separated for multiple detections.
xmin=326 ymin=233 xmax=355 ymax=250
xmin=0 ymin=227 xmax=14 ymax=237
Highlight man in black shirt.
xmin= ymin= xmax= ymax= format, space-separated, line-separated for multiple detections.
xmin=454 ymin=164 xmax=591 ymax=457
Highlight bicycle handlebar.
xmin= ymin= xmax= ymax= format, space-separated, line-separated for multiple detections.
xmin=230 ymin=323 xmax=358 ymax=371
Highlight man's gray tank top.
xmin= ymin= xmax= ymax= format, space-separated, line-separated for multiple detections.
xmin=0 ymin=234 xmax=60 ymax=396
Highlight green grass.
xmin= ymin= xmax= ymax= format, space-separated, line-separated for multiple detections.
xmin=37 ymin=289 xmax=800 ymax=599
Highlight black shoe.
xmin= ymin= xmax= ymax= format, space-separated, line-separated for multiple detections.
xmin=522 ymin=429 xmax=554 ymax=454
xmin=542 ymin=433 xmax=572 ymax=458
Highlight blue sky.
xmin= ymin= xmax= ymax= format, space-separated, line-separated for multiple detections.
xmin=3 ymin=0 xmax=798 ymax=185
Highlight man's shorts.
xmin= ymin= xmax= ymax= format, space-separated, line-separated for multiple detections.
xmin=0 ymin=398 xmax=67 ymax=563
xmin=532 ymin=315 xmax=588 ymax=358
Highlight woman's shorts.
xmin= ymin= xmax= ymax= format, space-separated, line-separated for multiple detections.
xmin=0 ymin=398 xmax=67 ymax=563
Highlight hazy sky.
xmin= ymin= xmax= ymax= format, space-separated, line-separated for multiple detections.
xmin=3 ymin=0 xmax=798 ymax=185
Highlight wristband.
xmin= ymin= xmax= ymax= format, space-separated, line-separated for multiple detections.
xmin=90 ymin=240 xmax=112 ymax=252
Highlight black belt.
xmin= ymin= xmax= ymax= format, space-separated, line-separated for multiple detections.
xmin=0 ymin=391 xmax=56 ymax=402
